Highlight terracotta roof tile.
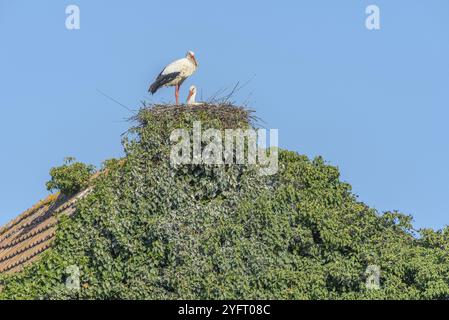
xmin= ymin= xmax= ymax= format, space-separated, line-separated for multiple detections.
xmin=0 ymin=188 xmax=91 ymax=275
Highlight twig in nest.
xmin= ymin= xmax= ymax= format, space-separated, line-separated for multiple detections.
xmin=97 ymin=89 xmax=136 ymax=113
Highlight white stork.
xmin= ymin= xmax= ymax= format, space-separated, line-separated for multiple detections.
xmin=149 ymin=51 xmax=198 ymax=105
xmin=186 ymin=85 xmax=201 ymax=105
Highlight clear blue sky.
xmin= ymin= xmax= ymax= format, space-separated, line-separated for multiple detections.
xmin=0 ymin=1 xmax=448 ymax=229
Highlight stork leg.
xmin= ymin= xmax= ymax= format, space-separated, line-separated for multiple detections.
xmin=175 ymin=85 xmax=179 ymax=105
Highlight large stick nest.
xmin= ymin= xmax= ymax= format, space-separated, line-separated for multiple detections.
xmin=131 ymin=103 xmax=261 ymax=130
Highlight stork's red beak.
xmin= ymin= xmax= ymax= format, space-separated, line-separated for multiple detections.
xmin=192 ymin=56 xmax=198 ymax=67
xmin=187 ymin=89 xmax=194 ymax=102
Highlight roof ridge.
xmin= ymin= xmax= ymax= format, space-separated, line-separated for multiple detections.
xmin=0 ymin=193 xmax=60 ymax=238
xmin=0 ymin=187 xmax=92 ymax=275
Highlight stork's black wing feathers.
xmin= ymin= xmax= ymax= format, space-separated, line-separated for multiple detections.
xmin=149 ymin=72 xmax=181 ymax=94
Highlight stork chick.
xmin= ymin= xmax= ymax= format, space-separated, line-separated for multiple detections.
xmin=187 ymin=85 xmax=202 ymax=105
xmin=149 ymin=51 xmax=198 ymax=105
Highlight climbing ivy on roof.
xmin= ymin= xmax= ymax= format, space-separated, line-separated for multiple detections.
xmin=0 ymin=104 xmax=448 ymax=300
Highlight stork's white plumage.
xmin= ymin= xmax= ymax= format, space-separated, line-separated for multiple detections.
xmin=149 ymin=51 xmax=198 ymax=105
xmin=186 ymin=85 xmax=202 ymax=105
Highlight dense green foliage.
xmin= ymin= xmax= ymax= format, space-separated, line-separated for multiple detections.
xmin=1 ymin=105 xmax=448 ymax=300
xmin=46 ymin=157 xmax=95 ymax=195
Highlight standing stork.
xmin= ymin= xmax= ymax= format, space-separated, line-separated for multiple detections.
xmin=149 ymin=51 xmax=198 ymax=105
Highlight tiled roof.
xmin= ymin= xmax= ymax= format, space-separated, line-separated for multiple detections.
xmin=0 ymin=188 xmax=91 ymax=274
